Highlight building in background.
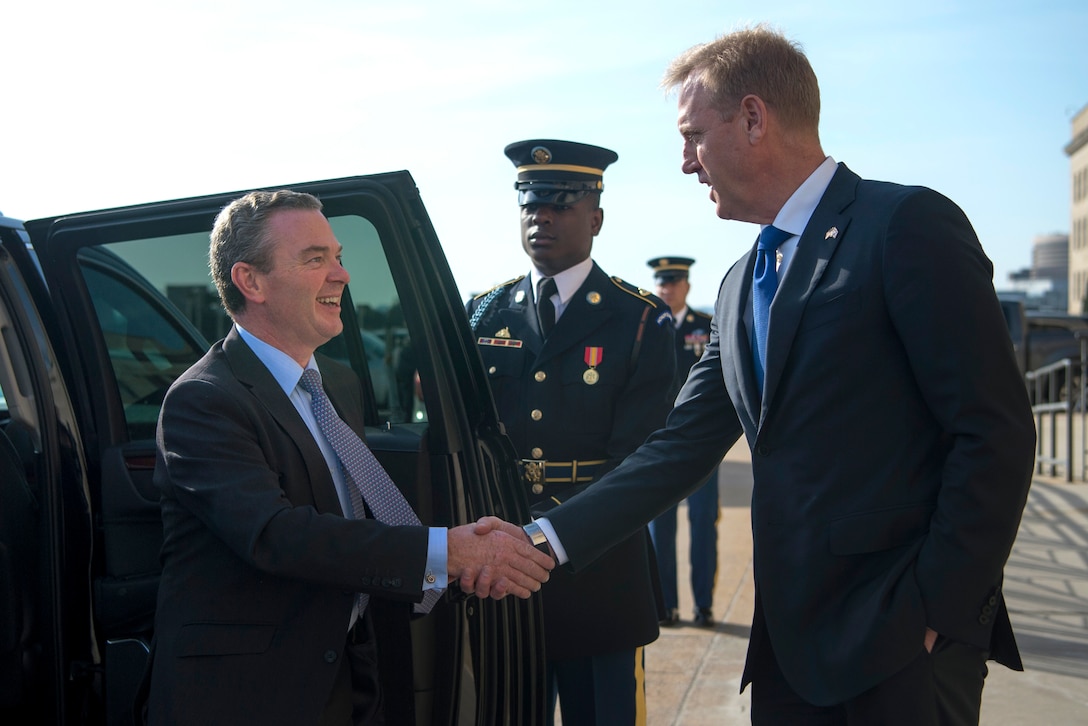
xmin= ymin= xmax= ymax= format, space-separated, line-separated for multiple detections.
xmin=1066 ymin=103 xmax=1088 ymax=314
xmin=1004 ymin=233 xmax=1069 ymax=312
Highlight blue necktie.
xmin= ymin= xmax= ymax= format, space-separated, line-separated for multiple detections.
xmin=752 ymin=225 xmax=792 ymax=395
xmin=298 ymin=369 xmax=440 ymax=614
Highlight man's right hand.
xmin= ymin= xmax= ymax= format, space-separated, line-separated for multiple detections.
xmin=447 ymin=517 xmax=554 ymax=600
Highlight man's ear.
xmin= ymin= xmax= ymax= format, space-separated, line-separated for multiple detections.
xmin=740 ymin=94 xmax=767 ymax=143
xmin=231 ymin=262 xmax=265 ymax=304
xmin=591 ymin=207 xmax=604 ymax=237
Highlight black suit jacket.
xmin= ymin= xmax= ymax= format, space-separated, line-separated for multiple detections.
xmin=545 ymin=165 xmax=1035 ymax=705
xmin=148 ymin=328 xmax=429 ymax=724
xmin=467 ymin=262 xmax=676 ymax=659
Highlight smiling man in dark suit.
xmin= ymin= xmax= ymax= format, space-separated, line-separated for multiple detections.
xmin=147 ymin=190 xmax=553 ymax=725
xmin=503 ymin=25 xmax=1036 ymax=726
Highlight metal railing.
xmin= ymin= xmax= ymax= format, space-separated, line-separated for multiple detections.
xmin=1024 ymin=338 xmax=1088 ymax=482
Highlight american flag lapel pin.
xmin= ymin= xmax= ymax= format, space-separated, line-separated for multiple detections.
xmin=825 ymin=227 xmax=838 ymax=240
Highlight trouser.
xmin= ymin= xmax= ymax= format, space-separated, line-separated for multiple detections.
xmin=750 ymin=631 xmax=989 ymax=726
xmin=546 ymin=647 xmax=646 ymax=726
xmin=648 ymin=475 xmax=719 ymax=610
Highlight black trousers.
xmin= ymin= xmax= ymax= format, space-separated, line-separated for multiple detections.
xmin=750 ymin=633 xmax=989 ymax=726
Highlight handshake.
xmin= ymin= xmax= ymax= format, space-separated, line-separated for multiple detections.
xmin=447 ymin=516 xmax=555 ymax=600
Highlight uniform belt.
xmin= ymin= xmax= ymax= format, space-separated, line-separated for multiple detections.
xmin=519 ymin=459 xmax=607 ymax=486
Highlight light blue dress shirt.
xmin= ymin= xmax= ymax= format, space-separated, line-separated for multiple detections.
xmin=236 ymin=326 xmax=447 ymax=592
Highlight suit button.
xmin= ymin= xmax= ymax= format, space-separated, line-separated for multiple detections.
xmin=534 ymin=371 xmax=546 ymax=382
xmin=756 ymin=445 xmax=771 ymax=457
xmin=382 ymin=577 xmax=393 ymax=588
xmin=324 ymin=650 xmax=338 ymax=663
xmin=360 ymin=576 xmax=371 ymax=587
xmin=488 ymin=366 xmax=497 ymax=374
xmin=982 ymin=605 xmax=993 ymax=615
xmin=392 ymin=578 xmax=402 ymax=588
xmin=531 ymin=409 xmax=543 ymax=421
xmin=979 ymin=615 xmax=990 ymax=625
xmin=988 ymin=595 xmax=998 ymax=606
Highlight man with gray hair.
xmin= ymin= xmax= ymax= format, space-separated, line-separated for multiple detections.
xmin=147 ymin=189 xmax=553 ymax=724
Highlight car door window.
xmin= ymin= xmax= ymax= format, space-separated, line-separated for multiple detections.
xmin=73 ymin=215 xmax=427 ymax=441
xmin=320 ymin=214 xmax=427 ymax=425
xmin=78 ymin=245 xmax=211 ymax=441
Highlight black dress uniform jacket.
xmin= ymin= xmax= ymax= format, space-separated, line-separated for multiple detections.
xmin=467 ymin=262 xmax=676 ymax=659
xmin=673 ymin=308 xmax=713 ymax=394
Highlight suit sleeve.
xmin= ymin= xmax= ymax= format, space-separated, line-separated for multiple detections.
xmin=881 ymin=189 xmax=1035 ymax=642
xmin=546 ymin=303 xmax=744 ymax=569
xmin=156 ymin=376 xmax=429 ymax=600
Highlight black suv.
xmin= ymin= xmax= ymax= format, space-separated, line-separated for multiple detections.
xmin=0 ymin=174 xmax=545 ymax=725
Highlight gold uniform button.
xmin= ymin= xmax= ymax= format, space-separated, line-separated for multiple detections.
xmin=532 ymin=483 xmax=544 ymax=494
xmin=488 ymin=366 xmax=497 ymax=374
xmin=531 ymin=409 xmax=543 ymax=421
xmin=531 ymin=447 xmax=543 ymax=459
xmin=534 ymin=370 xmax=546 ymax=382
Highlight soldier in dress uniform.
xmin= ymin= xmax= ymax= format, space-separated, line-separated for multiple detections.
xmin=467 ymin=139 xmax=677 ymax=725
xmin=645 ymin=257 xmax=720 ymax=628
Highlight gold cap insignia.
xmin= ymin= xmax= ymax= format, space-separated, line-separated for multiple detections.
xmin=531 ymin=146 xmax=552 ymax=164
xmin=825 ymin=227 xmax=839 ymax=240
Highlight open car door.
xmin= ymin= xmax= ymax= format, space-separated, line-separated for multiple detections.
xmin=2 ymin=173 xmax=545 ymax=725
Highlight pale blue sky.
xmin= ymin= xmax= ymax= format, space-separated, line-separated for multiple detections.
xmin=3 ymin=0 xmax=1085 ymax=308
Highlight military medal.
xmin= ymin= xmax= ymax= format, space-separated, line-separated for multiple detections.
xmin=583 ymin=347 xmax=602 ymax=385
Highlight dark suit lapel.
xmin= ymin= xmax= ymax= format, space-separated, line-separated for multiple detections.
xmin=223 ymin=328 xmax=345 ymax=515
xmin=533 ymin=264 xmax=613 ymax=367
xmin=762 ymin=166 xmax=859 ymax=415
xmin=716 ymin=247 xmax=762 ymax=437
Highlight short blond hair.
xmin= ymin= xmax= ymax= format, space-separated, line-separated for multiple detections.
xmin=663 ymin=24 xmax=820 ymax=133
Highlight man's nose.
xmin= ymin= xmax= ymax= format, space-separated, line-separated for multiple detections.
xmin=330 ymin=261 xmax=351 ymax=284
xmin=681 ymin=149 xmax=700 ymax=176
xmin=527 ymin=205 xmax=554 ymax=223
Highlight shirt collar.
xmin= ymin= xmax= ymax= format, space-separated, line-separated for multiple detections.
xmin=530 ymin=257 xmax=594 ymax=305
xmin=235 ymin=324 xmax=318 ymax=395
xmin=769 ymin=156 xmax=838 ymax=238
xmin=673 ymin=305 xmax=689 ymax=329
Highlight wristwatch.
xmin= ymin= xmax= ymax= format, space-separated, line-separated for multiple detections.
xmin=522 ymin=521 xmax=552 ymax=555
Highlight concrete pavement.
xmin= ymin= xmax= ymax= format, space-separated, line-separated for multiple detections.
xmin=641 ymin=443 xmax=1088 ymax=725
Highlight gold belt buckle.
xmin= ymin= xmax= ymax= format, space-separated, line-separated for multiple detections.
xmin=523 ymin=460 xmax=546 ymax=494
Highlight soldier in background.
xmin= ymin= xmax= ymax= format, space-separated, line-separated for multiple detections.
xmin=646 ymin=257 xmax=720 ymax=628
xmin=467 ymin=139 xmax=676 ymax=725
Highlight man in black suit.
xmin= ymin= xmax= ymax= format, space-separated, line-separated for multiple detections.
xmin=645 ymin=257 xmax=719 ymax=628
xmin=467 ymin=140 xmax=676 ymax=725
xmin=148 ymin=190 xmax=553 ymax=725
xmin=509 ymin=26 xmax=1035 ymax=725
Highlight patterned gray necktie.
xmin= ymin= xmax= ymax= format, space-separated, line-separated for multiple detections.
xmin=298 ymin=368 xmax=440 ymax=614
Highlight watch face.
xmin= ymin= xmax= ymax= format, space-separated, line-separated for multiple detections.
xmin=523 ymin=523 xmax=551 ymax=553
